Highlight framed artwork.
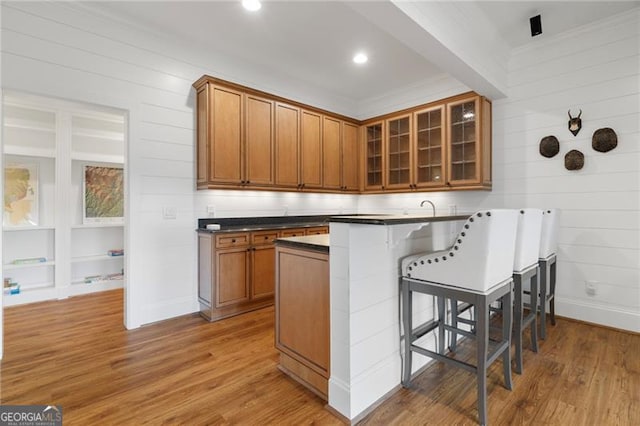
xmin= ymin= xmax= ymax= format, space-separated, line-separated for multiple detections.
xmin=83 ymin=165 xmax=124 ymax=224
xmin=4 ymin=162 xmax=39 ymax=227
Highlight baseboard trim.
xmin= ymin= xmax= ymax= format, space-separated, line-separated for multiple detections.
xmin=556 ymin=297 xmax=639 ymax=333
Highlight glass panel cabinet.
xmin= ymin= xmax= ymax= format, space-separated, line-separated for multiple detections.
xmin=414 ymin=106 xmax=445 ymax=188
xmin=386 ymin=115 xmax=411 ymax=189
xmin=364 ymin=122 xmax=384 ymax=190
xmin=361 ymin=93 xmax=491 ymax=193
xmin=447 ymin=97 xmax=480 ymax=185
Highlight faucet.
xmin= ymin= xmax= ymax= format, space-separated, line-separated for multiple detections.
xmin=420 ymin=200 xmax=436 ymax=216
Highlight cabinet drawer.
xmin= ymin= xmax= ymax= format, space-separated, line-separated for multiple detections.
xmin=305 ymin=226 xmax=329 ymax=235
xmin=251 ymin=231 xmax=279 ymax=245
xmin=215 ymin=233 xmax=249 ymax=248
xmin=280 ymin=228 xmax=306 ymax=238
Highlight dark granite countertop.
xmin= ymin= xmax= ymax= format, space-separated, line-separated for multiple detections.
xmin=274 ymin=234 xmax=330 ymax=253
xmin=197 ymin=215 xmax=339 ymax=234
xmin=329 ymin=214 xmax=470 ymax=225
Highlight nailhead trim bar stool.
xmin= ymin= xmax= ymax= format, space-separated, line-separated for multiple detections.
xmin=512 ymin=209 xmax=543 ymax=374
xmin=401 ymin=210 xmax=518 ymax=425
xmin=538 ymin=209 xmax=560 ymax=339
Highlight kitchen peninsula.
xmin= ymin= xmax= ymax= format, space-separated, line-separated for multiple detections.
xmin=327 ymin=213 xmax=468 ymax=422
xmin=198 ymin=213 xmax=471 ymax=422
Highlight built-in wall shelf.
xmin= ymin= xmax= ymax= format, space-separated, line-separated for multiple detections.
xmin=3 ymin=146 xmax=56 ymax=158
xmin=3 ymin=260 xmax=55 ymax=271
xmin=3 ymin=226 xmax=56 ymax=232
xmin=71 ymin=224 xmax=124 ymax=229
xmin=71 ymin=254 xmax=123 ymax=263
xmin=71 ymin=152 xmax=125 ymax=163
xmin=2 ymin=92 xmax=126 ymax=307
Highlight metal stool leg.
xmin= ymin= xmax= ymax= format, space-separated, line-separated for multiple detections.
xmin=539 ymin=259 xmax=548 ymax=340
xmin=401 ymin=279 xmax=413 ymax=386
xmin=513 ymin=273 xmax=524 ymax=374
xmin=501 ymin=288 xmax=513 ymax=391
xmin=550 ymin=258 xmax=557 ymax=325
xmin=437 ymin=296 xmax=446 ymax=355
xmin=449 ymin=298 xmax=458 ymax=352
xmin=530 ymin=269 xmax=539 ymax=353
xmin=476 ymin=295 xmax=489 ymax=426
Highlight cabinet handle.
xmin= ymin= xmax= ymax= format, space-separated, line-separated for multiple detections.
xmin=231 ymin=239 xmax=236 ymax=243
xmin=264 ymin=236 xmax=268 ymax=240
xmin=246 ymin=180 xmax=250 ymax=184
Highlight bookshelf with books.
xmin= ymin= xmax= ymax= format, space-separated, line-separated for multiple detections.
xmin=2 ymin=93 xmax=126 ymax=306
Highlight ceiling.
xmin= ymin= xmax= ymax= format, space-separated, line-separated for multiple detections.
xmin=90 ymin=1 xmax=639 ymax=102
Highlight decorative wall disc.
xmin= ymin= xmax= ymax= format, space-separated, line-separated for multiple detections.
xmin=564 ymin=149 xmax=584 ymax=171
xmin=539 ymin=135 xmax=560 ymax=158
xmin=592 ymin=127 xmax=617 ymax=153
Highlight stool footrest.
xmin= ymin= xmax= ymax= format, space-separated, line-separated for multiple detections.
xmin=443 ymin=324 xmax=475 ymax=340
xmin=410 ymin=344 xmax=476 ymax=374
xmin=456 ymin=317 xmax=476 ymax=326
xmin=487 ymin=340 xmax=510 ymax=365
xmin=412 ymin=320 xmax=439 ymax=341
xmin=456 ymin=302 xmax=473 ymax=315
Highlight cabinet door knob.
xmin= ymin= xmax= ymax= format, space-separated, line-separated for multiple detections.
xmin=231 ymin=239 xmax=236 ymax=243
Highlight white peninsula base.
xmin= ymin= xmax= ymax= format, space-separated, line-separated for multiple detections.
xmin=328 ymin=215 xmax=467 ymax=421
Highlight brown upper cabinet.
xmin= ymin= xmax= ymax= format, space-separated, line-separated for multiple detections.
xmin=196 ymin=84 xmax=243 ymax=186
xmin=446 ymin=96 xmax=491 ymax=188
xmin=363 ymin=121 xmax=384 ymax=191
xmin=245 ymin=94 xmax=275 ymax=186
xmin=341 ymin=122 xmax=360 ymax=192
xmin=275 ymin=102 xmax=301 ymax=188
xmin=414 ymin=104 xmax=446 ymax=189
xmin=322 ymin=116 xmax=341 ymax=190
xmin=193 ymin=76 xmax=489 ymax=194
xmin=195 ymin=83 xmax=274 ymax=188
xmin=300 ymin=110 xmax=323 ymax=190
xmin=194 ymin=76 xmax=360 ymax=193
xmin=361 ymin=93 xmax=491 ymax=193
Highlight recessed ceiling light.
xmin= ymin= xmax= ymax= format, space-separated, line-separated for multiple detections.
xmin=353 ymin=52 xmax=368 ymax=64
xmin=242 ymin=0 xmax=261 ymax=12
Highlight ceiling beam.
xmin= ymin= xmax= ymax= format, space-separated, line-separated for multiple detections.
xmin=347 ymin=1 xmax=509 ymax=100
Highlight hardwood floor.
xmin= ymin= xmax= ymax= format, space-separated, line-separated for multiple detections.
xmin=1 ymin=289 xmax=638 ymax=425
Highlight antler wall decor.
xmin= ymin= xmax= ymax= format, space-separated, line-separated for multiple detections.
xmin=568 ymin=109 xmax=582 ymax=136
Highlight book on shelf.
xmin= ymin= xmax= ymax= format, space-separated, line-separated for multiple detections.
xmin=84 ymin=272 xmax=124 ymax=283
xmin=3 ymin=280 xmax=20 ymax=295
xmin=11 ymin=257 xmax=47 ymax=264
xmin=107 ymin=249 xmax=124 ymax=257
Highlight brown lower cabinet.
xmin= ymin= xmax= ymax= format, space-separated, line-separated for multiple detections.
xmin=275 ymin=244 xmax=330 ymax=400
xmin=198 ymin=226 xmax=328 ymax=321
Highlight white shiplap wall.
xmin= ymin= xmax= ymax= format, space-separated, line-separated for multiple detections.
xmin=0 ymin=2 xmax=358 ymax=328
xmin=1 ymin=2 xmax=637 ymax=333
xmin=494 ymin=10 xmax=640 ymax=332
xmin=364 ymin=10 xmax=640 ymax=332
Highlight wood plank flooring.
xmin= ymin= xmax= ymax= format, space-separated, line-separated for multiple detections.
xmin=1 ymin=289 xmax=638 ymax=425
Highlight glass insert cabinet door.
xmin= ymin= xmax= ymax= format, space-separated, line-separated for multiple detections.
xmin=365 ymin=122 xmax=384 ymax=188
xmin=448 ymin=98 xmax=480 ymax=184
xmin=386 ymin=115 xmax=411 ymax=188
xmin=414 ymin=106 xmax=444 ymax=187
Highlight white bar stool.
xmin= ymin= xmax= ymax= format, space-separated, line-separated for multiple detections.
xmin=538 ymin=209 xmax=560 ymax=339
xmin=512 ymin=209 xmax=543 ymax=374
xmin=401 ymin=209 xmax=518 ymax=426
